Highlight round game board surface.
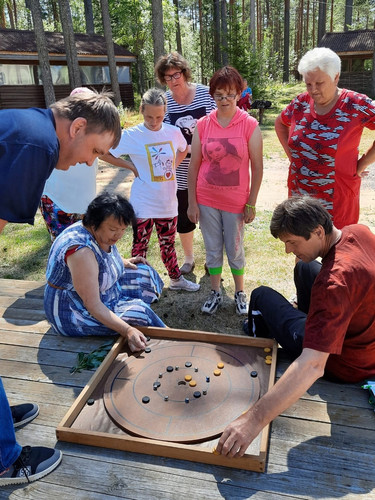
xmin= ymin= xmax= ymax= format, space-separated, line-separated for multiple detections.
xmin=103 ymin=340 xmax=260 ymax=442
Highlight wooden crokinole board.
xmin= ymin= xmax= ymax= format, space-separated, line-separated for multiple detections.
xmin=57 ymin=327 xmax=277 ymax=472
xmin=103 ymin=340 xmax=261 ymax=442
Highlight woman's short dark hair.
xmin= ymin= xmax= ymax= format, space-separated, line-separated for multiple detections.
xmin=83 ymin=192 xmax=136 ymax=230
xmin=154 ymin=52 xmax=192 ymax=85
xmin=209 ymin=66 xmax=243 ymax=97
xmin=270 ymin=196 xmax=333 ymax=240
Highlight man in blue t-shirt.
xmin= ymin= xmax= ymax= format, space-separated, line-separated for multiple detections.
xmin=0 ymin=91 xmax=121 ymax=231
xmin=0 ymin=92 xmax=121 ymax=486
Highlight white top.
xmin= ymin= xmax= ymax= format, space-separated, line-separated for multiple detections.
xmin=43 ymin=159 xmax=98 ymax=214
xmin=110 ymin=123 xmax=187 ymax=219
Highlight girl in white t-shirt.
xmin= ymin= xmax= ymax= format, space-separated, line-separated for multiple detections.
xmin=102 ymin=88 xmax=200 ymax=292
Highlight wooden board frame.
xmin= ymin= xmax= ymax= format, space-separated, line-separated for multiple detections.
xmin=57 ymin=327 xmax=278 ymax=472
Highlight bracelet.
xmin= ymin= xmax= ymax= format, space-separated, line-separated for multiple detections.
xmin=245 ymin=204 xmax=256 ymax=211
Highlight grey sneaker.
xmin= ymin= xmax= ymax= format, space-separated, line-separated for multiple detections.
xmin=235 ymin=291 xmax=248 ymax=315
xmin=201 ymin=290 xmax=223 ymax=314
xmin=169 ymin=276 xmax=200 ymax=292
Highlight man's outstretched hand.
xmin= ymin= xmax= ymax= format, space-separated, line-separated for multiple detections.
xmin=216 ymin=411 xmax=262 ymax=458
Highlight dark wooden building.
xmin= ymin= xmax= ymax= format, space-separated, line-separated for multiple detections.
xmin=0 ymin=29 xmax=136 ymax=109
xmin=319 ymin=29 xmax=375 ymax=98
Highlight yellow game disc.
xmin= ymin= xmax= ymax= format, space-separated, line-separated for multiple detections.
xmin=264 ymin=347 xmax=271 ymax=353
xmin=265 ymin=355 xmax=272 ymax=361
xmin=184 ymin=374 xmax=192 ymax=382
xmin=217 ymin=362 xmax=224 ymax=369
xmin=189 ymin=380 xmax=197 ymax=387
xmin=265 ymin=359 xmax=272 ymax=365
xmin=213 ymin=369 xmax=221 ymax=376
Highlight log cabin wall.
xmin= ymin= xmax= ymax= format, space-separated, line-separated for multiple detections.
xmin=0 ymin=83 xmax=134 ymax=109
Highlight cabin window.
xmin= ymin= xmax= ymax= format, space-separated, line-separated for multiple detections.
xmin=0 ymin=63 xmax=130 ymax=86
xmin=0 ymin=64 xmax=35 ymax=85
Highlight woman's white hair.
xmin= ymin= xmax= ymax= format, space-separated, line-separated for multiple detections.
xmin=298 ymin=47 xmax=341 ymax=81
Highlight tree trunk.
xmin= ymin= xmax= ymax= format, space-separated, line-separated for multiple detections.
xmin=25 ymin=0 xmax=55 ymax=106
xmin=59 ymin=0 xmax=82 ymax=90
xmin=256 ymin=0 xmax=262 ymax=45
xmin=151 ymin=0 xmax=165 ymax=70
xmin=221 ymin=0 xmax=228 ymax=66
xmin=249 ymin=0 xmax=256 ymax=54
xmin=198 ymin=0 xmax=204 ymax=80
xmin=344 ymin=0 xmax=353 ymax=31
xmin=137 ymin=56 xmax=146 ymax=96
xmin=213 ymin=0 xmax=221 ymax=68
xmin=297 ymin=0 xmax=303 ymax=59
xmin=312 ymin=0 xmax=316 ymax=45
xmin=100 ymin=0 xmax=121 ymax=105
xmin=283 ymin=0 xmax=290 ymax=82
xmin=12 ymin=0 xmax=18 ymax=28
xmin=173 ymin=0 xmax=182 ymax=55
xmin=50 ymin=0 xmax=59 ymax=31
xmin=0 ymin=8 xmax=5 ymax=29
xmin=305 ymin=0 xmax=310 ymax=47
xmin=6 ymin=2 xmax=15 ymax=28
xmin=84 ymin=0 xmax=95 ymax=35
xmin=317 ymin=0 xmax=327 ymax=44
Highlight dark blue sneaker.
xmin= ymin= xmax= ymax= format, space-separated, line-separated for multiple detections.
xmin=11 ymin=403 xmax=39 ymax=428
xmin=0 ymin=446 xmax=62 ymax=486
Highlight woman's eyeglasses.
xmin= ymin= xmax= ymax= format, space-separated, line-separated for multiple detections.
xmin=164 ymin=71 xmax=183 ymax=82
xmin=213 ymin=94 xmax=237 ymax=101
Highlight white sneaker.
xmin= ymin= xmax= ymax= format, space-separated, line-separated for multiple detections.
xmin=234 ymin=291 xmax=248 ymax=315
xmin=169 ymin=276 xmax=200 ymax=292
xmin=201 ymin=290 xmax=223 ymax=314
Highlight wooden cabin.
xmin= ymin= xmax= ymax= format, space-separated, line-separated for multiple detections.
xmin=0 ymin=28 xmax=136 ymax=109
xmin=319 ymin=29 xmax=375 ymax=98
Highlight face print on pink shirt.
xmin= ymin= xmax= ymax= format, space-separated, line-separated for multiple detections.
xmin=202 ymin=137 xmax=241 ymax=186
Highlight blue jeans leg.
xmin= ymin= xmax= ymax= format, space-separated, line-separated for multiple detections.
xmin=249 ymin=285 xmax=307 ymax=359
xmin=0 ymin=377 xmax=21 ymax=472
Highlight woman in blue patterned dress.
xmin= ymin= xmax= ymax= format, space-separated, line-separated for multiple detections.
xmin=44 ymin=192 xmax=165 ymax=352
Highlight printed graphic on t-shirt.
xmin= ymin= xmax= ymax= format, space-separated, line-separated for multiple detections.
xmin=146 ymin=141 xmax=175 ymax=182
xmin=284 ymin=91 xmax=375 ymax=217
xmin=202 ymin=137 xmax=241 ymax=186
xmin=168 ymin=107 xmax=207 ymax=144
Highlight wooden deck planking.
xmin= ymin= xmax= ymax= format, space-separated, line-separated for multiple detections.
xmin=1 ymin=278 xmax=375 ymax=499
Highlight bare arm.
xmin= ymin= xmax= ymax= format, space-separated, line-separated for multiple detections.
xmin=187 ymin=129 xmax=203 ymax=224
xmin=244 ymin=126 xmax=263 ymax=224
xmin=275 ymin=114 xmax=292 ymax=161
xmin=67 ymin=248 xmax=147 ymax=352
xmin=217 ymin=348 xmax=329 ymax=457
xmin=176 ymin=145 xmax=188 ymax=169
xmin=357 ymin=140 xmax=375 ymax=177
xmin=122 ymin=255 xmax=150 ymax=269
xmin=100 ymin=152 xmax=139 ymax=177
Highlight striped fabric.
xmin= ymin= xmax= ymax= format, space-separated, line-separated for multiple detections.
xmin=44 ymin=222 xmax=165 ymax=336
xmin=164 ymin=84 xmax=216 ymax=190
